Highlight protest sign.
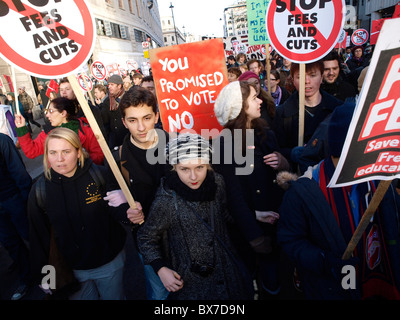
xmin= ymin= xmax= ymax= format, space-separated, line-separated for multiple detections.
xmin=107 ymin=63 xmax=121 ymax=77
xmin=0 ymin=0 xmax=139 ymax=216
xmin=0 ymin=0 xmax=95 ymax=78
xmin=149 ymin=38 xmax=228 ymax=137
xmin=247 ymin=0 xmax=270 ymax=45
xmin=329 ymin=18 xmax=400 ymax=188
xmin=78 ymin=74 xmax=92 ymax=92
xmin=90 ymin=60 xmax=107 ymax=81
xmin=334 ymin=29 xmax=347 ymax=49
xmin=45 ymin=79 xmax=59 ymax=97
xmin=266 ymin=0 xmax=345 ymax=63
xmin=351 ymin=28 xmax=369 ymax=46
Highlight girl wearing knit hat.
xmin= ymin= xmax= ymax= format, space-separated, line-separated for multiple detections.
xmin=137 ymin=133 xmax=253 ymax=300
xmin=213 ymin=80 xmax=290 ymax=298
xmin=238 ymin=71 xmax=276 ymax=128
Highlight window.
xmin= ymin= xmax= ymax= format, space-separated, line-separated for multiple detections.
xmin=134 ymin=29 xmax=146 ymax=42
xmin=105 ymin=0 xmax=113 ymax=5
xmin=128 ymin=0 xmax=133 ymax=13
xmin=118 ymin=0 xmax=124 ymax=9
xmin=171 ymin=35 xmax=175 ymax=42
xmin=96 ymin=18 xmax=129 ymax=39
xmin=164 ymin=37 xmax=167 ymax=42
xmin=135 ymin=0 xmax=141 ymax=17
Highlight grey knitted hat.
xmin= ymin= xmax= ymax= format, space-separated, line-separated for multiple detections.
xmin=165 ymin=133 xmax=212 ymax=165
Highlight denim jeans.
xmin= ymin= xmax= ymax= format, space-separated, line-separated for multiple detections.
xmin=69 ymin=250 xmax=125 ymax=300
xmin=138 ymin=253 xmax=169 ymax=300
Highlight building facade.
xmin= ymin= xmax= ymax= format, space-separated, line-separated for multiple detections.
xmin=161 ymin=16 xmax=186 ymax=46
xmin=223 ymin=1 xmax=248 ymax=38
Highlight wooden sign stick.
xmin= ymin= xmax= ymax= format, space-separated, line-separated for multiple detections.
xmin=67 ymin=75 xmax=142 ymax=223
xmin=266 ymin=44 xmax=271 ymax=93
xmin=298 ymin=63 xmax=305 ymax=147
xmin=11 ymin=66 xmax=20 ymax=116
xmin=342 ymin=179 xmax=392 ymax=260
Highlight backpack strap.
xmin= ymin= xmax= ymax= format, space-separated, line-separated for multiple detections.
xmin=89 ymin=164 xmax=106 ymax=190
xmin=35 ymin=175 xmax=46 ymax=211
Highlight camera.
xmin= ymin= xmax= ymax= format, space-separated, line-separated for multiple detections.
xmin=190 ymin=261 xmax=215 ymax=277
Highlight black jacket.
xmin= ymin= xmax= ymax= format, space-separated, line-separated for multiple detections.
xmin=28 ymin=160 xmax=126 ymax=284
xmin=273 ymin=90 xmax=342 ymax=161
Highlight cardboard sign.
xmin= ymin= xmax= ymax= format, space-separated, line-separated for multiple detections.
xmin=247 ymin=0 xmax=270 ymax=45
xmin=90 ymin=60 xmax=107 ymax=81
xmin=329 ymin=18 xmax=400 ymax=187
xmin=351 ymin=28 xmax=369 ymax=46
xmin=126 ymin=59 xmax=138 ymax=71
xmin=149 ymin=39 xmax=228 ymax=137
xmin=0 ymin=0 xmax=96 ymax=78
xmin=266 ymin=0 xmax=345 ymax=63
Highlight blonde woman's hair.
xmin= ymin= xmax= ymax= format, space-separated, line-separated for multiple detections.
xmin=43 ymin=127 xmax=88 ymax=180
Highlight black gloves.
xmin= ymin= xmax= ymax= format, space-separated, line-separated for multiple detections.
xmin=250 ymin=236 xmax=272 ymax=254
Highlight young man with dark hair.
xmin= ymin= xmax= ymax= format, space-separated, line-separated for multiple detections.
xmin=321 ymin=50 xmax=357 ymax=102
xmin=108 ymin=86 xmax=170 ymax=300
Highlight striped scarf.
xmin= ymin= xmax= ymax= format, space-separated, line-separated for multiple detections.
xmin=318 ymin=157 xmax=400 ymax=299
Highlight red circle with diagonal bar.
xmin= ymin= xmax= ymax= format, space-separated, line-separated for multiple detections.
xmin=0 ymin=0 xmax=95 ymax=78
xmin=266 ymin=0 xmax=345 ymax=63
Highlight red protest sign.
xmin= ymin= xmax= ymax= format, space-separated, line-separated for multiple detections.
xmin=149 ymin=39 xmax=228 ymax=137
xmin=370 ymin=19 xmax=389 ymax=45
xmin=0 ymin=1 xmax=95 ymax=78
xmin=45 ymin=79 xmax=59 ymax=97
xmin=90 ymin=60 xmax=107 ymax=81
xmin=106 ymin=63 xmax=121 ymax=77
xmin=2 ymin=74 xmax=13 ymax=92
xmin=351 ymin=28 xmax=369 ymax=46
xmin=266 ymin=0 xmax=345 ymax=63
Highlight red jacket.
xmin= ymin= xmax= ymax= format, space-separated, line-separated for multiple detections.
xmin=18 ymin=119 xmax=104 ymax=165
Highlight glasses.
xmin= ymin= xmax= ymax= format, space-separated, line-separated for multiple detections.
xmin=45 ymin=108 xmax=58 ymax=114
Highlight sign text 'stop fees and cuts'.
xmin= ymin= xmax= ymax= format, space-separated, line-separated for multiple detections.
xmin=266 ymin=0 xmax=345 ymax=63
xmin=0 ymin=0 xmax=95 ymax=78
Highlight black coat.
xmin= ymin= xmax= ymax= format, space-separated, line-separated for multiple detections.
xmin=213 ymin=128 xmax=286 ymax=243
xmin=273 ymin=90 xmax=342 ymax=161
xmin=28 ymin=160 xmax=126 ymax=284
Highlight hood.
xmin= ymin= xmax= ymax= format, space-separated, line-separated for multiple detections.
xmin=49 ymin=158 xmax=92 ymax=184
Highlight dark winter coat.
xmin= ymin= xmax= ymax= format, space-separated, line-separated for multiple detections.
xmin=213 ymin=128 xmax=288 ymax=244
xmin=28 ymin=160 xmax=126 ymax=285
xmin=137 ymin=172 xmax=253 ymax=300
xmin=273 ymin=90 xmax=342 ymax=161
xmin=277 ymin=168 xmax=400 ymax=299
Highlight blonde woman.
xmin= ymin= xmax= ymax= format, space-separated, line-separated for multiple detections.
xmin=27 ymin=127 xmax=127 ymax=300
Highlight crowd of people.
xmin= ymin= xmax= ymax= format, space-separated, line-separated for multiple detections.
xmin=1 ymin=42 xmax=400 ymax=301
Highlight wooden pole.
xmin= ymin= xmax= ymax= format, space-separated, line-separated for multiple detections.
xmin=298 ymin=63 xmax=305 ymax=147
xmin=67 ymin=75 xmax=143 ymax=223
xmin=11 ymin=66 xmax=20 ymax=116
xmin=266 ymin=44 xmax=271 ymax=93
xmin=342 ymin=180 xmax=392 ymax=260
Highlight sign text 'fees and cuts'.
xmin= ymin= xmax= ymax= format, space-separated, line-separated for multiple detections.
xmin=266 ymin=0 xmax=345 ymax=63
xmin=0 ymin=0 xmax=96 ymax=78
xmin=149 ymin=39 xmax=228 ymax=137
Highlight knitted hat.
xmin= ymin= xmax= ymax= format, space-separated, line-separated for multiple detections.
xmin=238 ymin=71 xmax=260 ymax=82
xmin=328 ymin=101 xmax=356 ymax=157
xmin=165 ymin=133 xmax=212 ymax=165
xmin=108 ymin=74 xmax=123 ymax=85
xmin=214 ymin=81 xmax=243 ymax=126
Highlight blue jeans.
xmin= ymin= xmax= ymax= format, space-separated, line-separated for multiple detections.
xmin=69 ymin=250 xmax=125 ymax=300
xmin=139 ymin=253 xmax=169 ymax=300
